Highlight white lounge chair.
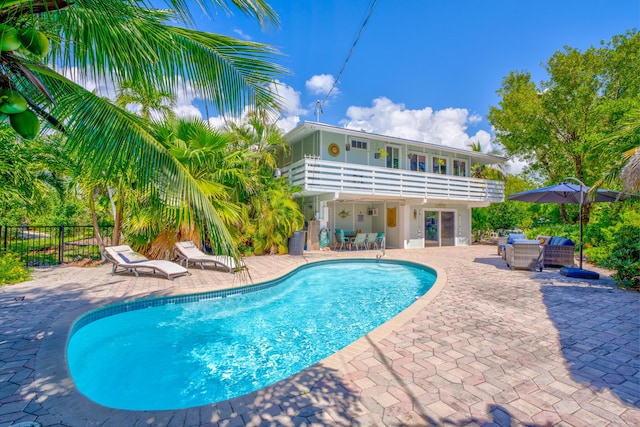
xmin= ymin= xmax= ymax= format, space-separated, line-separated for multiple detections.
xmin=175 ymin=241 xmax=245 ymax=273
xmin=104 ymin=245 xmax=190 ymax=280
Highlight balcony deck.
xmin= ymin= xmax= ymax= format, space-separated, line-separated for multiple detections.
xmin=282 ymin=157 xmax=504 ymax=203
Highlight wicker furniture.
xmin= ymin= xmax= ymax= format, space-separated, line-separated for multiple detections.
xmin=542 ymin=244 xmax=576 ymax=267
xmin=499 ymin=233 xmax=526 ymax=259
xmin=497 ymin=236 xmax=508 ymax=256
xmin=505 ymin=240 xmax=543 ymax=271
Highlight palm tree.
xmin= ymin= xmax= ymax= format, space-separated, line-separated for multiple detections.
xmin=593 ymin=108 xmax=640 ymax=193
xmin=468 ymin=141 xmax=505 ymax=180
xmin=227 ymin=111 xmax=304 ymax=254
xmin=0 ymin=0 xmax=285 ymax=258
xmin=116 ymin=79 xmax=177 ymax=121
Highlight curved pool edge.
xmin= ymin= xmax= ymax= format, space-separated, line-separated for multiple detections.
xmin=34 ymin=256 xmax=446 ymax=424
xmin=318 ymin=260 xmax=447 ymax=372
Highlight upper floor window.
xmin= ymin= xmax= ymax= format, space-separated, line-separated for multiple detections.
xmin=349 ymin=138 xmax=368 ymax=150
xmin=386 ymin=146 xmax=399 ymax=169
xmin=453 ymin=159 xmax=467 ymax=177
xmin=433 ymin=156 xmax=447 ymax=174
xmin=409 ymin=154 xmax=426 ymax=172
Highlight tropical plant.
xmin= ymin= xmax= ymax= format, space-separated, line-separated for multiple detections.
xmin=226 ymin=110 xmax=304 ymax=254
xmin=468 ymin=140 xmax=505 ymax=180
xmin=0 ymin=252 xmax=31 ymax=285
xmin=0 ymin=0 xmax=285 ymax=259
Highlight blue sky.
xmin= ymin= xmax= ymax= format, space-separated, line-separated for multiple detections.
xmin=191 ymin=0 xmax=638 ymax=168
xmin=75 ymin=1 xmax=638 ymax=172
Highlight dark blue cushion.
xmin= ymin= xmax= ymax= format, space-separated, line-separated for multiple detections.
xmin=562 ymin=239 xmax=574 ymax=246
xmin=555 ymin=237 xmax=567 ymax=246
xmin=560 ymin=267 xmax=599 ymax=279
xmin=549 ymin=236 xmax=559 ymax=245
xmin=507 ymin=233 xmax=526 ymax=244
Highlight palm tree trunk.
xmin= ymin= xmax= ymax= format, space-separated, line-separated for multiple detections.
xmin=113 ymin=192 xmax=124 ymax=246
xmin=89 ymin=187 xmax=106 ymax=261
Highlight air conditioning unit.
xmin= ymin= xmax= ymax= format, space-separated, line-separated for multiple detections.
xmin=367 ymin=208 xmax=378 ymax=216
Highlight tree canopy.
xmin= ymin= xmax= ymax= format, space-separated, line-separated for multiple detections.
xmin=488 ymin=29 xmax=640 ymax=188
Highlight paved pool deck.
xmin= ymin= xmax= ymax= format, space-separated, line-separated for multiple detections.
xmin=1 ymin=245 xmax=639 ymax=426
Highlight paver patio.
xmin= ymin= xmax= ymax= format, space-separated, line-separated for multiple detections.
xmin=1 ymin=245 xmax=638 ymax=426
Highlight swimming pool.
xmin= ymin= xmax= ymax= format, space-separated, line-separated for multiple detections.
xmin=67 ymin=259 xmax=436 ymax=410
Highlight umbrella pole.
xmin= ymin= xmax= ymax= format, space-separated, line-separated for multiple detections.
xmin=579 ymin=199 xmax=583 ymax=270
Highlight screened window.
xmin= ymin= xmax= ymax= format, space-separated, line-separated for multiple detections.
xmin=350 ymin=139 xmax=368 ymax=150
xmin=453 ymin=160 xmax=467 ymax=176
xmin=433 ymin=156 xmax=447 ymax=174
xmin=409 ymin=154 xmax=426 ymax=172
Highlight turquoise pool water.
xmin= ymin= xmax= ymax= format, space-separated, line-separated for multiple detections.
xmin=67 ymin=259 xmax=436 ymax=410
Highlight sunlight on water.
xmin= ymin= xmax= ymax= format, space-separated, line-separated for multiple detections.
xmin=67 ymin=260 xmax=435 ymax=410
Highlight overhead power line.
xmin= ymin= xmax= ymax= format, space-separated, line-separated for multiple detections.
xmin=318 ymin=0 xmax=378 ymax=117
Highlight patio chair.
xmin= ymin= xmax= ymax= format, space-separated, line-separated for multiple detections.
xmin=175 ymin=241 xmax=246 ymax=273
xmin=376 ymin=232 xmax=386 ymax=250
xmin=104 ymin=245 xmax=190 ymax=280
xmin=366 ymin=233 xmax=378 ymax=249
xmin=333 ymin=229 xmax=351 ymax=251
xmin=500 ymin=233 xmax=526 ymax=259
xmin=505 ymin=239 xmax=543 ymax=271
xmin=351 ymin=233 xmax=368 ymax=250
xmin=540 ymin=236 xmax=576 ymax=267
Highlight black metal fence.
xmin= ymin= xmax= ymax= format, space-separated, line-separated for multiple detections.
xmin=0 ymin=225 xmax=114 ymax=267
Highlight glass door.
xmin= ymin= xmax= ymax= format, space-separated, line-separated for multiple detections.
xmin=386 ymin=146 xmax=400 ymax=169
xmin=424 ymin=212 xmax=438 ymax=246
xmin=424 ymin=211 xmax=455 ymax=247
xmin=441 ymin=212 xmax=455 ymax=246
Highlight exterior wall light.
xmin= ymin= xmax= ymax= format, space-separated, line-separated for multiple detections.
xmin=345 ymin=143 xmax=351 ymax=151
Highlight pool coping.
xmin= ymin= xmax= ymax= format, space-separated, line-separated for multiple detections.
xmin=32 ymin=257 xmax=446 ymax=424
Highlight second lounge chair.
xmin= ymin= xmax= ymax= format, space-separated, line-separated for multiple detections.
xmin=175 ymin=241 xmax=246 ymax=273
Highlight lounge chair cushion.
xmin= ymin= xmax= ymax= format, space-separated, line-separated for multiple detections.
xmin=118 ymin=250 xmax=148 ymax=263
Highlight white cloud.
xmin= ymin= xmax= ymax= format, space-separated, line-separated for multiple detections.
xmin=341 ymin=97 xmax=492 ymax=152
xmin=233 ymin=28 xmax=251 ymax=40
xmin=305 ymin=74 xmax=337 ymax=97
xmin=277 ymin=115 xmax=300 ymax=133
xmin=270 ymin=80 xmax=306 ymax=116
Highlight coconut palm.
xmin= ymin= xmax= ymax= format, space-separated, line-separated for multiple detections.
xmin=0 ymin=0 xmax=285 ymax=258
xmin=468 ymin=141 xmax=505 ymax=180
xmin=593 ymin=108 xmax=640 ymax=193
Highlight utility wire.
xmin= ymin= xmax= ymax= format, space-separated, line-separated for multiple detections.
xmin=320 ymin=0 xmax=378 ymax=108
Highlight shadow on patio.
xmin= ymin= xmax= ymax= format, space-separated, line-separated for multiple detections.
xmin=541 ymin=283 xmax=640 ymax=408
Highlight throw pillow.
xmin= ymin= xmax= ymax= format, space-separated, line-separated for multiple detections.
xmin=118 ymin=251 xmax=148 ymax=263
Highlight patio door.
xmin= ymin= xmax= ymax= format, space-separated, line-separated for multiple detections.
xmin=386 ymin=146 xmax=400 ymax=169
xmin=424 ymin=211 xmax=456 ymax=247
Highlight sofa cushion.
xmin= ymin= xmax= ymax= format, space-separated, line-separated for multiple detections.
xmin=507 ymin=233 xmax=526 ymax=244
xmin=561 ymin=238 xmax=575 ymax=246
xmin=548 ymin=236 xmax=559 ymax=245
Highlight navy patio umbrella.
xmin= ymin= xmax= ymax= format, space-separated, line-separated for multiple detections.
xmin=508 ymin=178 xmax=635 ymax=271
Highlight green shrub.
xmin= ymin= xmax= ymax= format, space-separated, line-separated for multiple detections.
xmin=599 ymin=225 xmax=640 ymax=290
xmin=0 ymin=253 xmax=31 ymax=285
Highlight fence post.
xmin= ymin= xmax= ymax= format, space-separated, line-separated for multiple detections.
xmin=59 ymin=225 xmax=64 ymax=264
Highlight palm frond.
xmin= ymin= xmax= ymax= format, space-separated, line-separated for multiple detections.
xmin=31 ymin=67 xmax=238 ymax=256
xmin=41 ymin=1 xmax=285 ymax=116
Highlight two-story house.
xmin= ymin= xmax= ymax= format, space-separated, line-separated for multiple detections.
xmin=280 ymin=122 xmax=505 ymax=249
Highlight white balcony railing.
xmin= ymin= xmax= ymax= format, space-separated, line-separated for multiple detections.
xmin=281 ymin=158 xmax=504 ymax=202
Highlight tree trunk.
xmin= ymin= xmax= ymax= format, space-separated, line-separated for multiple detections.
xmin=112 ymin=192 xmax=124 ymax=246
xmin=89 ymin=187 xmax=106 ymax=262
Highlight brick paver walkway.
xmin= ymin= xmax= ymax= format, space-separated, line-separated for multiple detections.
xmin=1 ymin=245 xmax=638 ymax=426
